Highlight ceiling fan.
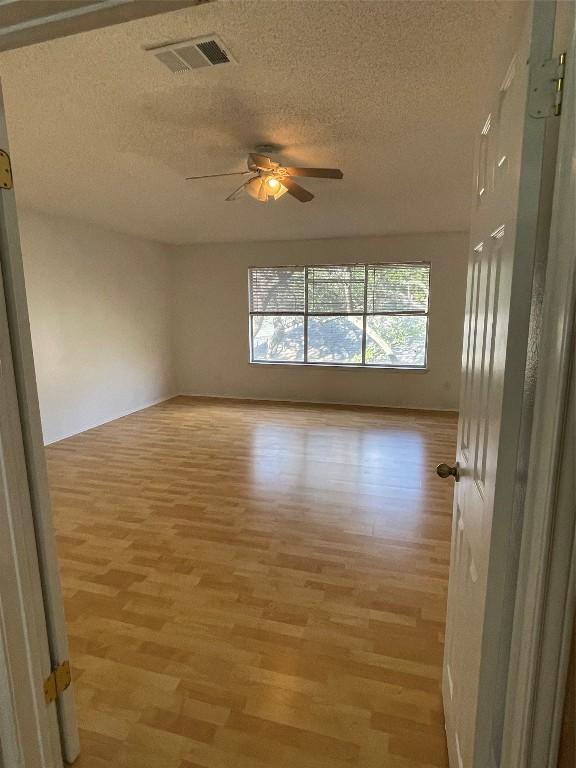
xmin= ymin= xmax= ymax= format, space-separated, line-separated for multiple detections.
xmin=185 ymin=152 xmax=343 ymax=203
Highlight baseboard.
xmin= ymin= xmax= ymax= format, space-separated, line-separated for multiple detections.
xmin=175 ymin=392 xmax=459 ymax=416
xmin=44 ymin=394 xmax=178 ymax=445
xmin=46 ymin=394 xmax=459 ymax=446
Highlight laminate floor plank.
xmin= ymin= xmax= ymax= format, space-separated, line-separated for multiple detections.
xmin=46 ymin=396 xmax=457 ymax=767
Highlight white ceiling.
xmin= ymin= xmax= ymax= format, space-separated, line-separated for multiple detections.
xmin=0 ymin=0 xmax=526 ymax=244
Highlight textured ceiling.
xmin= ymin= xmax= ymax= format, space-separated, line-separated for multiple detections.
xmin=0 ymin=0 xmax=526 ymax=244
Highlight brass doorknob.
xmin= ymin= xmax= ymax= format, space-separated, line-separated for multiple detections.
xmin=436 ymin=462 xmax=460 ymax=481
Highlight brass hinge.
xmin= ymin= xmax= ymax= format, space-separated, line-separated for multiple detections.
xmin=44 ymin=660 xmax=71 ymax=705
xmin=0 ymin=149 xmax=12 ymax=189
xmin=529 ymin=52 xmax=567 ymax=118
xmin=554 ymin=52 xmax=566 ymax=116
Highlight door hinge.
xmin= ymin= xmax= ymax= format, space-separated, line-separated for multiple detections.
xmin=43 ymin=660 xmax=71 ymax=704
xmin=529 ymin=52 xmax=567 ymax=118
xmin=0 ymin=149 xmax=12 ymax=189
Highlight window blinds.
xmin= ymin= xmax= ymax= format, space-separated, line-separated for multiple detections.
xmin=250 ymin=264 xmax=429 ymax=314
xmin=249 ymin=268 xmax=305 ymax=313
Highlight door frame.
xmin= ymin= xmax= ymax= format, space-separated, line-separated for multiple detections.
xmin=0 ymin=0 xmax=204 ymax=53
xmin=0 ymin=83 xmax=63 ymax=767
xmin=502 ymin=7 xmax=576 ymax=765
xmin=0 ymin=83 xmax=80 ymax=762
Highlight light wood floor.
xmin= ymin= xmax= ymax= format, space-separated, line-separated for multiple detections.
xmin=47 ymin=396 xmax=457 ymax=768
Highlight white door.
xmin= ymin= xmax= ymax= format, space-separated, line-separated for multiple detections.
xmin=0 ymin=82 xmax=79 ymax=764
xmin=442 ymin=2 xmax=562 ymax=766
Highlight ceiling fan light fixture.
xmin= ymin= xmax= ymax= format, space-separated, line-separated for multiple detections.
xmin=246 ymin=177 xmax=264 ymax=201
xmin=271 ymin=180 xmax=288 ymax=201
xmin=246 ymin=175 xmax=288 ymax=202
xmin=267 ymin=176 xmax=289 ymax=200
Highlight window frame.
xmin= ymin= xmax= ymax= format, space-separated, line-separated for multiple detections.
xmin=248 ymin=262 xmax=431 ymax=370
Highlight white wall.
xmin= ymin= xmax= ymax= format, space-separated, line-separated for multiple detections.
xmin=20 ymin=218 xmax=468 ymax=445
xmin=173 ymin=233 xmax=468 ymax=411
xmin=19 ymin=209 xmax=175 ymax=444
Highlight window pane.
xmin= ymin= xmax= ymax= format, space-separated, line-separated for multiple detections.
xmin=365 ymin=316 xmax=427 ymax=366
xmin=251 ymin=315 xmax=304 ymax=362
xmin=367 ymin=264 xmax=429 ymax=313
xmin=250 ymin=268 xmax=305 ymax=312
xmin=307 ymin=316 xmax=363 ymax=364
xmin=308 ymin=265 xmax=365 ymax=313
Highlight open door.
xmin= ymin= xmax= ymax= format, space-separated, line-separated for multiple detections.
xmin=439 ymin=2 xmax=565 ymax=766
xmin=0 ymin=81 xmax=79 ymax=763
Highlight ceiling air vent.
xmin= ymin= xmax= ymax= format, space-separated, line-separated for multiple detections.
xmin=147 ymin=35 xmax=234 ymax=73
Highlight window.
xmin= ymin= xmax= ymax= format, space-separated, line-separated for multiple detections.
xmin=249 ymin=263 xmax=430 ymax=368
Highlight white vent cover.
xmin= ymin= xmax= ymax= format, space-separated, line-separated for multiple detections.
xmin=147 ymin=35 xmax=234 ymax=73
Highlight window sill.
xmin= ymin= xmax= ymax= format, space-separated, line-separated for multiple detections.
xmin=249 ymin=361 xmax=429 ymax=372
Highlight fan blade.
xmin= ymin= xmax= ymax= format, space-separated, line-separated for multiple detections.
xmin=186 ymin=170 xmax=250 ymax=180
xmin=281 ymin=177 xmax=314 ymax=203
xmin=248 ymin=153 xmax=273 ymax=171
xmin=283 ymin=167 xmax=343 ymax=179
xmin=225 ymin=181 xmax=251 ymax=201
